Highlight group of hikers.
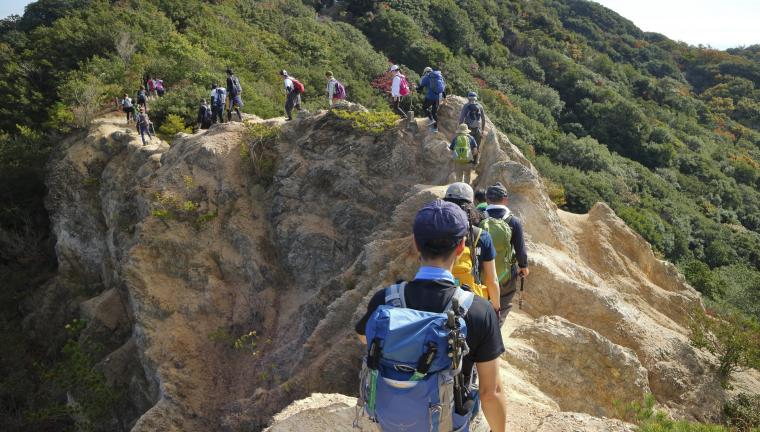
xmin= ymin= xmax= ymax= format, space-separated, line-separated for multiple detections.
xmin=197 ymin=68 xmax=245 ymax=129
xmin=119 ymin=76 xmax=165 ymax=145
xmin=356 ymin=181 xmax=528 ymax=432
xmin=349 ymin=65 xmax=528 ymax=432
xmin=117 ymin=61 xmax=522 ymax=431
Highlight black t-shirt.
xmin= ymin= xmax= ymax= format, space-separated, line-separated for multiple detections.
xmin=355 ymin=279 xmax=504 ymax=375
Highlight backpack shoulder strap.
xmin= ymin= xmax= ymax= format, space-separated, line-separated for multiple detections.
xmin=384 ymin=282 xmax=407 ymax=308
xmin=446 ymin=287 xmax=475 ymax=317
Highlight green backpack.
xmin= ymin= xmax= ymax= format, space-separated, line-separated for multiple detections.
xmin=453 ymin=135 xmax=472 ymax=164
xmin=480 ymin=215 xmax=515 ymax=284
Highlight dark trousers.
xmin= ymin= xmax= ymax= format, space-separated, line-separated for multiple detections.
xmin=392 ymin=97 xmax=407 ymax=118
xmin=138 ymin=125 xmax=152 ymax=146
xmin=470 ymin=127 xmax=482 ymax=146
xmin=498 ymin=264 xmax=519 ymax=326
xmin=422 ymin=97 xmax=439 ymax=125
xmin=285 ymin=91 xmax=301 ymax=120
xmin=212 ymin=105 xmax=225 ymax=123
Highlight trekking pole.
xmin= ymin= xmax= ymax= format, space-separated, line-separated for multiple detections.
xmin=518 ymin=276 xmax=525 ymax=310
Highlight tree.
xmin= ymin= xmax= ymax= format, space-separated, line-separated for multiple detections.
xmin=689 ymin=308 xmax=760 ymax=387
xmin=59 ymin=72 xmax=116 ymax=128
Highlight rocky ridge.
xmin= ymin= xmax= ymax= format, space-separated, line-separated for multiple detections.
xmin=39 ymin=98 xmax=759 ymax=431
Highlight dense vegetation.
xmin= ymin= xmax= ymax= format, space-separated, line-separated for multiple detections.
xmin=343 ymin=0 xmax=760 ymax=321
xmin=1 ymin=0 xmax=760 ymax=430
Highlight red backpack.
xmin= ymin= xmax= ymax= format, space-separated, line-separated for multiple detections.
xmin=399 ymin=74 xmax=410 ymax=96
xmin=291 ymin=78 xmax=305 ymax=94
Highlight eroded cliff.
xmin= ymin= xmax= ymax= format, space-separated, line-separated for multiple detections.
xmin=41 ymin=98 xmax=759 ymax=431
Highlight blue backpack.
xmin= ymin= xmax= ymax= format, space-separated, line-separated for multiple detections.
xmin=430 ymin=71 xmax=446 ymax=95
xmin=358 ymin=282 xmax=476 ymax=432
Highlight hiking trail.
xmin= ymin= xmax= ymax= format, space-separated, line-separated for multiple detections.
xmin=36 ymin=98 xmax=760 ymax=431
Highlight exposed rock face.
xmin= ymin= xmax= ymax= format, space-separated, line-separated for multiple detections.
xmin=505 ymin=315 xmax=650 ymax=418
xmin=41 ymin=98 xmax=757 ymax=431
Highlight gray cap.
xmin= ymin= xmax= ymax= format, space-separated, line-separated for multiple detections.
xmin=445 ymin=182 xmax=474 ymax=203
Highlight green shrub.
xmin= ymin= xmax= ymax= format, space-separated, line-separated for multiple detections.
xmin=243 ymin=123 xmax=281 ymax=186
xmin=681 ymin=259 xmax=724 ymax=299
xmin=616 ymin=393 xmax=730 ymax=431
xmin=725 ymin=393 xmax=760 ymax=432
xmin=555 ymin=135 xmax=612 ymax=171
xmin=330 ymin=109 xmax=398 ymax=135
xmin=689 ymin=308 xmax=760 ymax=387
xmin=150 ymin=84 xmax=207 ymax=130
xmin=28 ymin=320 xmax=122 ymax=431
xmin=157 ymin=114 xmax=191 ymax=138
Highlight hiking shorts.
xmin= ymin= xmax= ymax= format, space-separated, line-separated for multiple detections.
xmin=228 ymin=95 xmax=243 ymax=109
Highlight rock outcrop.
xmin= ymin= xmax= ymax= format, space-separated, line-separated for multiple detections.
xmin=39 ymin=98 xmax=759 ymax=431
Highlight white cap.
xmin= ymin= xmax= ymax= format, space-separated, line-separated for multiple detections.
xmin=389 ymin=65 xmax=399 ymax=72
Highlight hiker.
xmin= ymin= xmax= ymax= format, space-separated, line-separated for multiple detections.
xmin=325 ymin=71 xmax=346 ymax=108
xmin=136 ymin=86 xmax=148 ymax=111
xmin=355 ymin=200 xmax=507 ymax=432
xmin=482 ymin=182 xmax=529 ymax=324
xmin=135 ymin=106 xmax=153 ymax=146
xmin=449 ymin=124 xmax=479 ymax=184
xmin=459 ymin=91 xmax=486 ymax=146
xmin=280 ymin=70 xmax=303 ymax=121
xmin=475 ymin=189 xmax=488 ymax=214
xmin=147 ymin=77 xmax=156 ymax=98
xmin=197 ymin=99 xmax=213 ymax=130
xmin=444 ymin=182 xmax=501 ymax=310
xmin=121 ymin=94 xmax=134 ymax=124
xmin=389 ymin=64 xmax=409 ymax=118
xmin=417 ymin=66 xmax=445 ymax=131
xmin=226 ymin=68 xmax=243 ymax=122
xmin=210 ymin=83 xmax=227 ymax=124
xmin=155 ymin=78 xmax=165 ymax=97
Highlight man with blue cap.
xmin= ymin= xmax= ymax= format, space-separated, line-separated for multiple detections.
xmin=459 ymin=91 xmax=486 ymax=146
xmin=356 ymin=200 xmax=507 ymax=432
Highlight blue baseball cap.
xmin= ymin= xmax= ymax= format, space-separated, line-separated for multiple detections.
xmin=413 ymin=200 xmax=469 ymax=244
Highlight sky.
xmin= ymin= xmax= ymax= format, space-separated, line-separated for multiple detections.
xmin=593 ymin=0 xmax=760 ymax=49
xmin=1 ymin=0 xmax=758 ymax=50
xmin=0 ymin=0 xmax=31 ymax=19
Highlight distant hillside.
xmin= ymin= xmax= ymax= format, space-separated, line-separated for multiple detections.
xmin=3 ymin=0 xmax=758 ymax=316
xmin=345 ymin=0 xmax=760 ymax=319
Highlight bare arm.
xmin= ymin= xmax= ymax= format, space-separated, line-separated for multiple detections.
xmin=358 ymin=334 xmax=367 ymax=344
xmin=476 ymin=358 xmax=507 ymax=432
xmin=481 ymin=260 xmax=500 ymax=310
